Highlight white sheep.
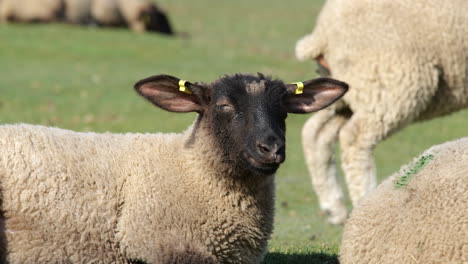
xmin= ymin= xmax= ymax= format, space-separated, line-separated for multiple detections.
xmin=0 ymin=0 xmax=64 ymax=23
xmin=340 ymin=137 xmax=468 ymax=264
xmin=63 ymin=0 xmax=93 ymax=24
xmin=90 ymin=0 xmax=173 ymax=34
xmin=90 ymin=0 xmax=123 ymax=27
xmin=0 ymin=73 xmax=348 ymax=263
xmin=295 ymin=0 xmax=468 ymax=224
xmin=0 ymin=0 xmax=173 ymax=35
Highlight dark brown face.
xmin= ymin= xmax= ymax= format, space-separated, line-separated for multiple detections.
xmin=204 ymin=74 xmax=288 ymax=175
xmin=140 ymin=5 xmax=173 ymax=35
xmin=134 ymin=73 xmax=348 ymax=176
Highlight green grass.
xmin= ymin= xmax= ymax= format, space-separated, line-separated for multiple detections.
xmin=1 ymin=1 xmax=467 ymax=263
xmin=264 ymin=246 xmax=339 ymax=264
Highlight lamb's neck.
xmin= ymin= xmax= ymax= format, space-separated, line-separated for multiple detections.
xmin=180 ymin=125 xmax=275 ymax=193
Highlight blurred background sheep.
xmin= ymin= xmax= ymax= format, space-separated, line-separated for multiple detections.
xmin=296 ymin=0 xmax=468 ymax=224
xmin=0 ymin=0 xmax=64 ymax=23
xmin=90 ymin=0 xmax=173 ymax=34
xmin=0 ymin=0 xmax=173 ymax=34
xmin=63 ymin=0 xmax=92 ymax=24
xmin=90 ymin=0 xmax=123 ymax=27
xmin=118 ymin=0 xmax=172 ymax=34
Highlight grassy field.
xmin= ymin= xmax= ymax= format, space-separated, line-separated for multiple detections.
xmin=1 ymin=0 xmax=467 ymax=263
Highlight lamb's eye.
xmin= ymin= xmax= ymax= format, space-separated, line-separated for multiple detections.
xmin=217 ymin=104 xmax=235 ymax=112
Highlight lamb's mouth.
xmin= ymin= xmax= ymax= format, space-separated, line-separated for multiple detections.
xmin=243 ymin=153 xmax=280 ymax=174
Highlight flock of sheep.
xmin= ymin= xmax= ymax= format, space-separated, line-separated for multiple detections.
xmin=0 ymin=0 xmax=173 ymax=34
xmin=0 ymin=0 xmax=467 ymax=263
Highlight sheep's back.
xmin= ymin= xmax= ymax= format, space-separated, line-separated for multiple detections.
xmin=91 ymin=0 xmax=124 ymax=26
xmin=0 ymin=124 xmax=133 ymax=263
xmin=311 ymin=0 xmax=468 ymax=118
xmin=64 ymin=0 xmax=92 ymax=24
xmin=117 ymin=0 xmax=148 ymax=21
xmin=0 ymin=122 xmax=277 ymax=263
xmin=0 ymin=0 xmax=63 ymax=22
xmin=319 ymin=0 xmax=468 ymax=62
xmin=340 ymin=137 xmax=468 ymax=264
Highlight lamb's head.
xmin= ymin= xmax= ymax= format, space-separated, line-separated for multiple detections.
xmin=135 ymin=73 xmax=348 ymax=175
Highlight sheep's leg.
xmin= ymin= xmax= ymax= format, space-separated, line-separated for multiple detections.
xmin=338 ymin=114 xmax=385 ymax=206
xmin=129 ymin=21 xmax=145 ymax=33
xmin=0 ymin=5 xmax=12 ymax=23
xmin=337 ymin=67 xmax=438 ymax=206
xmin=302 ymin=108 xmax=349 ymax=224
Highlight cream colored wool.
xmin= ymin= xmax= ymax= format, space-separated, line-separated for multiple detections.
xmin=91 ymin=0 xmax=123 ymax=26
xmin=117 ymin=0 xmax=154 ymax=33
xmin=0 ymin=0 xmax=63 ymax=23
xmin=0 ymin=122 xmax=274 ymax=263
xmin=0 ymin=71 xmax=351 ymax=263
xmin=340 ymin=137 xmax=468 ymax=264
xmin=0 ymin=0 xmax=169 ymax=33
xmin=63 ymin=0 xmax=92 ymax=24
xmin=296 ymin=0 xmax=468 ymax=224
xmin=90 ymin=0 xmax=167 ymax=32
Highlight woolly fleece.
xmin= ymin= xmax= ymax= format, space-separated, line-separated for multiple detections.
xmin=340 ymin=137 xmax=468 ymax=264
xmin=296 ymin=0 xmax=468 ymax=224
xmin=91 ymin=0 xmax=123 ymax=26
xmin=90 ymin=0 xmax=171 ymax=33
xmin=0 ymin=0 xmax=63 ymax=23
xmin=117 ymin=0 xmax=154 ymax=33
xmin=63 ymin=0 xmax=92 ymax=24
xmin=0 ymin=123 xmax=274 ymax=263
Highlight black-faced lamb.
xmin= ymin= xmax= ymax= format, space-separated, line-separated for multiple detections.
xmin=0 ymin=73 xmax=348 ymax=263
xmin=295 ymin=0 xmax=468 ymax=224
xmin=340 ymin=137 xmax=468 ymax=264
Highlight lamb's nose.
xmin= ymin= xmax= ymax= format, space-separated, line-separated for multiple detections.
xmin=256 ymin=141 xmax=285 ymax=164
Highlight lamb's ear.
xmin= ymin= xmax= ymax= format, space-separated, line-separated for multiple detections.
xmin=134 ymin=75 xmax=204 ymax=113
xmin=283 ymin=78 xmax=348 ymax=113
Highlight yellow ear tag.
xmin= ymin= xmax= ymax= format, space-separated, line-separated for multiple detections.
xmin=178 ymin=80 xmax=192 ymax=94
xmin=292 ymin=82 xmax=304 ymax=95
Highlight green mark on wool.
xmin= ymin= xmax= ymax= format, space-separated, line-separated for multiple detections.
xmin=394 ymin=155 xmax=434 ymax=189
